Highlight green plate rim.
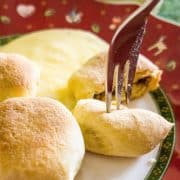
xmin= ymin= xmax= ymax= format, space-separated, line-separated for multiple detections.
xmin=145 ymin=88 xmax=176 ymax=180
xmin=0 ymin=34 xmax=176 ymax=180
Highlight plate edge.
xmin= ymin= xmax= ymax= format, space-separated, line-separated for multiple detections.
xmin=0 ymin=35 xmax=176 ymax=180
xmin=145 ymin=88 xmax=176 ymax=180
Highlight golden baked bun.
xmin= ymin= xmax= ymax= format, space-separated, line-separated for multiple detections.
xmin=0 ymin=97 xmax=85 ymax=180
xmin=73 ymin=99 xmax=173 ymax=157
xmin=0 ymin=53 xmax=39 ymax=101
xmin=68 ymin=52 xmax=162 ymax=102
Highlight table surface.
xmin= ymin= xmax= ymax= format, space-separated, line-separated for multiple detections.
xmin=0 ymin=0 xmax=179 ymax=179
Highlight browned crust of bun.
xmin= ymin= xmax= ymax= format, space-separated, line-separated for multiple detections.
xmin=0 ymin=53 xmax=39 ymax=100
xmin=0 ymin=97 xmax=84 ymax=180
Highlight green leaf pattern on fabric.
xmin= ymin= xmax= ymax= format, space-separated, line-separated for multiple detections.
xmin=158 ymin=0 xmax=180 ymax=23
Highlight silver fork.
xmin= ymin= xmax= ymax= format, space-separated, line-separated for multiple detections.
xmin=106 ymin=0 xmax=160 ymax=113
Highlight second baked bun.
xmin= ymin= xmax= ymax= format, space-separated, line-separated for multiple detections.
xmin=0 ymin=97 xmax=85 ymax=180
xmin=0 ymin=53 xmax=40 ymax=101
xmin=73 ymin=99 xmax=173 ymax=157
xmin=68 ymin=52 xmax=162 ymax=102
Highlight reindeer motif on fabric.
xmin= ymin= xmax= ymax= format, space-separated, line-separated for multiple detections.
xmin=148 ymin=36 xmax=167 ymax=56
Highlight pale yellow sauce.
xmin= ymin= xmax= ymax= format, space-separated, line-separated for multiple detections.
xmin=0 ymin=29 xmax=108 ymax=109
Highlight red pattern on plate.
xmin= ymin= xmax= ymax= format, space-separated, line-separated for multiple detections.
xmin=0 ymin=0 xmax=180 ymax=179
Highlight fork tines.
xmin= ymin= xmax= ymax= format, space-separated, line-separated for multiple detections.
xmin=106 ymin=0 xmax=160 ymax=113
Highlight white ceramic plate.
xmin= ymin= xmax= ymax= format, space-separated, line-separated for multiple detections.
xmin=0 ymin=32 xmax=175 ymax=180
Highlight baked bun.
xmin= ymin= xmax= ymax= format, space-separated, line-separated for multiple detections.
xmin=0 ymin=53 xmax=39 ymax=101
xmin=0 ymin=97 xmax=85 ymax=180
xmin=68 ymin=52 xmax=162 ymax=102
xmin=73 ymin=99 xmax=173 ymax=157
